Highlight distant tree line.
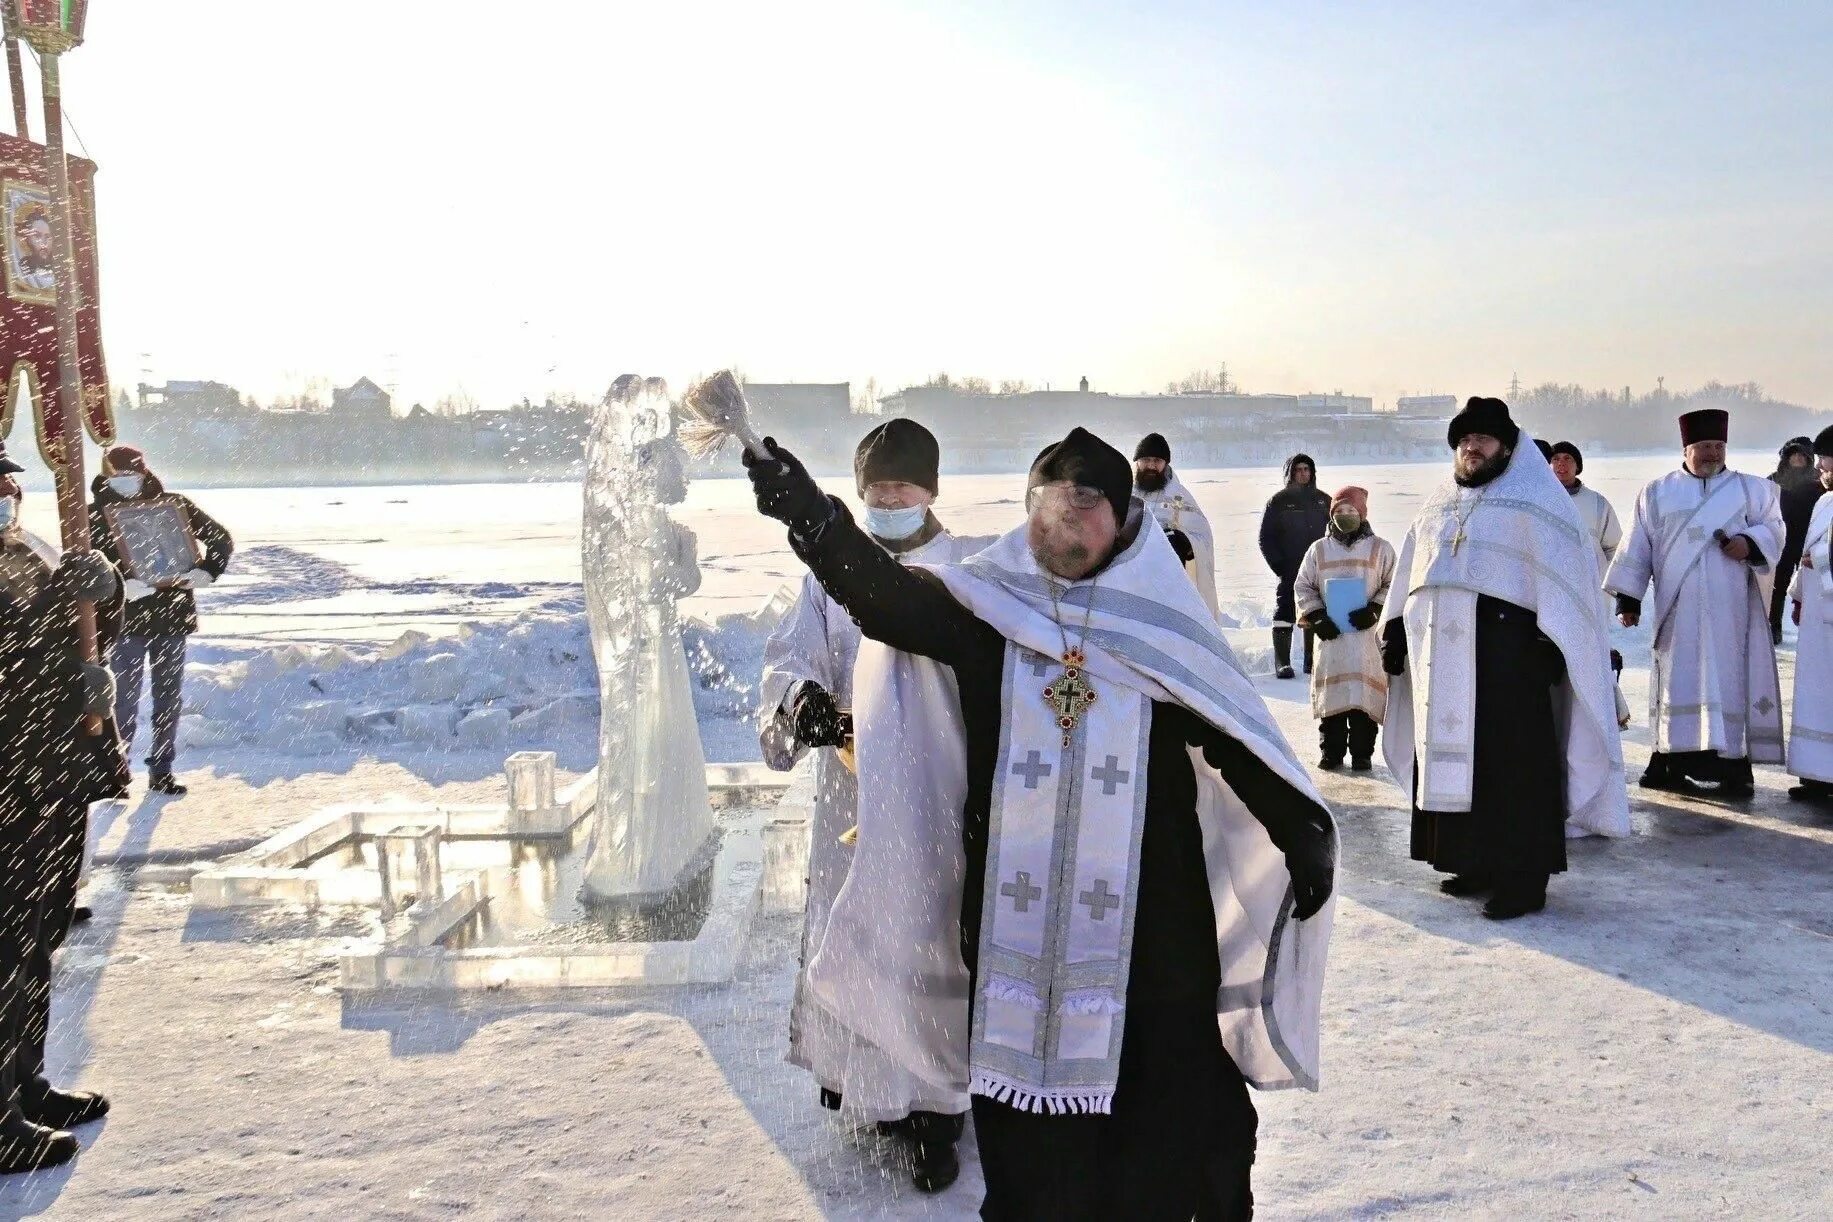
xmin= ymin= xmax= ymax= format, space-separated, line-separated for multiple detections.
xmin=1511 ymin=379 xmax=1827 ymax=454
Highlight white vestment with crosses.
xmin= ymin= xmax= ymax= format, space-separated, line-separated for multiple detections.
xmin=807 ymin=504 xmax=1335 ymax=1115
xmin=1605 ymin=467 xmax=1785 ymax=762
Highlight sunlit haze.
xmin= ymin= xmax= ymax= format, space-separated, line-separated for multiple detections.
xmin=44 ymin=1 xmax=1833 ymax=411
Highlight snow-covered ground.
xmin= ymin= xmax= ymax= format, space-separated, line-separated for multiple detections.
xmin=8 ymin=451 xmax=1830 ymax=1218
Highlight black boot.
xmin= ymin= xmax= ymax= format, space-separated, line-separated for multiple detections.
xmin=1273 ymin=628 xmax=1295 ymax=680
xmin=1638 ymin=753 xmax=1706 ymax=795
xmin=20 ymin=1079 xmax=109 ymax=1129
xmin=1439 ymin=873 xmax=1492 ymax=898
xmin=907 ymin=1111 xmax=963 ymax=1194
xmin=1483 ymin=874 xmax=1548 ymax=921
xmin=1788 ymin=780 xmax=1833 ymax=805
xmin=0 ymin=1107 xmax=77 ymax=1174
xmin=148 ymin=775 xmax=188 ymax=797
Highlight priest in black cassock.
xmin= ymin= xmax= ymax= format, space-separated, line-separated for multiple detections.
xmin=1380 ymin=398 xmax=1630 ymax=921
xmin=747 ymin=428 xmax=1337 ymax=1220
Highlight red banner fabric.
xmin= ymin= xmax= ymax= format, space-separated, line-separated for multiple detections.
xmin=0 ymin=129 xmax=113 ymax=471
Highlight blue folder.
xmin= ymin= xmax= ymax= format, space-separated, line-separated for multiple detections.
xmin=1325 ymin=577 xmax=1367 ymax=634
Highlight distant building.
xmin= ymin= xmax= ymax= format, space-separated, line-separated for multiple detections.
xmin=331 ymin=376 xmax=392 ymax=419
xmin=136 ymin=380 xmax=244 ymax=415
xmin=1395 ymin=395 xmax=1459 ymax=417
xmin=1294 ymin=393 xmax=1373 ymax=414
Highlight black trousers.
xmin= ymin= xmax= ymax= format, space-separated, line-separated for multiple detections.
xmin=0 ymin=800 xmax=63 ymax=1111
xmin=1770 ymin=554 xmax=1800 ymax=636
xmin=1319 ymin=710 xmax=1378 ymax=762
xmin=973 ymin=998 xmax=1256 ymax=1221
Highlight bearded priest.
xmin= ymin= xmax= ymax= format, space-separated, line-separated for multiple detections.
xmin=1605 ymin=409 xmax=1787 ymax=798
xmin=1381 ymin=397 xmax=1631 ymax=920
xmin=746 ymin=427 xmax=1336 ymax=1220
xmin=1132 ymin=433 xmax=1219 ymax=617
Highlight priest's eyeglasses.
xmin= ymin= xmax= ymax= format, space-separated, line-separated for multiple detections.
xmin=1027 ymin=484 xmax=1108 ymax=512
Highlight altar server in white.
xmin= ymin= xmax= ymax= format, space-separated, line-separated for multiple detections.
xmin=758 ymin=419 xmax=985 ymax=1193
xmin=748 ymin=427 xmax=1335 ymax=1219
xmin=1132 ymin=433 xmax=1219 ymax=616
xmin=1606 ymin=409 xmax=1787 ymax=798
xmin=1548 ymin=441 xmax=1633 ymax=728
xmin=1784 ymin=426 xmax=1833 ymax=805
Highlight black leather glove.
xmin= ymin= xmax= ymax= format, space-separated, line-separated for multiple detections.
xmin=742 ymin=438 xmax=833 ymax=537
xmin=80 ymin=662 xmax=116 ymax=720
xmin=1610 ymin=648 xmax=1623 ymax=675
xmin=791 ymin=683 xmax=849 ymax=749
xmin=1164 ymin=528 xmax=1196 ymax=565
xmin=58 ymin=550 xmax=119 ymax=603
xmin=1381 ymin=633 xmax=1407 ymax=676
xmin=1284 ymin=816 xmax=1337 ymax=921
xmin=1308 ymin=613 xmax=1342 ymax=642
xmin=1347 ymin=604 xmax=1381 ymax=631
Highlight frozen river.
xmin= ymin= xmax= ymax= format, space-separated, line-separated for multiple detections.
xmin=18 ymin=448 xmax=1782 ymax=648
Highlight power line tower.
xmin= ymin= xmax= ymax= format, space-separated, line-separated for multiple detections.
xmin=1508 ymin=370 xmax=1522 ymax=400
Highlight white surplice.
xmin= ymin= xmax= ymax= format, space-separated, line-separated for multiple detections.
xmin=1605 ymin=467 xmax=1786 ymax=763
xmin=1380 ymin=434 xmax=1631 ymax=838
xmin=1787 ymin=494 xmax=1833 ymax=783
xmin=758 ymin=523 xmax=987 ymax=1121
xmin=1140 ymin=473 xmax=1219 ymax=617
xmin=1566 ymin=481 xmax=1633 ymax=728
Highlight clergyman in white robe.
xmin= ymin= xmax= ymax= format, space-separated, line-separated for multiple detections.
xmin=1605 ymin=430 xmax=1786 ymax=793
xmin=1785 ymin=462 xmax=1833 ymax=801
xmin=759 ymin=514 xmax=986 ymax=1123
xmin=1139 ymin=471 xmax=1219 ymax=617
xmin=1382 ymin=406 xmax=1631 ymax=919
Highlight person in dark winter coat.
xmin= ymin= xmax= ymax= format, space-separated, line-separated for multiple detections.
xmin=1258 ymin=453 xmax=1331 ymax=679
xmin=1770 ymin=436 xmax=1826 ymax=643
xmin=1 ymin=448 xmax=126 ymax=1172
xmin=87 ymin=445 xmax=234 ymax=796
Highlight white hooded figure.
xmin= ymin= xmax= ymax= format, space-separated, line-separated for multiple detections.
xmin=581 ymin=376 xmax=713 ymax=899
xmin=759 ymin=420 xmax=989 ymax=1130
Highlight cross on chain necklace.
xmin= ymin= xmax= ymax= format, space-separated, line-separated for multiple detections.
xmin=1448 ymin=484 xmax=1490 ymax=555
xmin=1043 ymin=575 xmax=1100 ymax=747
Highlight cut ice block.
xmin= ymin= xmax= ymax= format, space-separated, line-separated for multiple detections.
xmin=505 ymin=750 xmax=557 ymax=815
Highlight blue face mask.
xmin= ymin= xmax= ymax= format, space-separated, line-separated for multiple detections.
xmin=0 ymin=497 xmax=15 ymax=528
xmin=865 ymin=503 xmax=928 ymax=541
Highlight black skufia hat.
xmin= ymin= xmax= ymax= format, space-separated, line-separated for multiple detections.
xmin=854 ymin=418 xmax=940 ymax=497
xmin=1551 ymin=441 xmax=1584 ymax=474
xmin=1133 ymin=432 xmax=1171 ymax=462
xmin=1446 ymin=396 xmax=1520 ymax=450
xmin=1029 ymin=427 xmax=1132 ymax=524
xmin=1814 ymin=425 xmax=1833 ymax=458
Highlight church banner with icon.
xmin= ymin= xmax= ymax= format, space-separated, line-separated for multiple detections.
xmin=0 ymin=129 xmax=113 ymax=470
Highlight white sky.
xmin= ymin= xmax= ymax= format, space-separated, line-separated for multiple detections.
xmin=30 ymin=1 xmax=1833 ymax=411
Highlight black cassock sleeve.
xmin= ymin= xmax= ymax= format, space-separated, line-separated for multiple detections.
xmin=788 ymin=497 xmax=997 ymax=666
xmin=1170 ymin=705 xmax=1336 ymax=863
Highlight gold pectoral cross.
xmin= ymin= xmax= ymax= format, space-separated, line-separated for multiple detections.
xmin=1042 ymin=648 xmax=1098 ymax=747
xmin=1450 ymin=527 xmax=1467 ymax=555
